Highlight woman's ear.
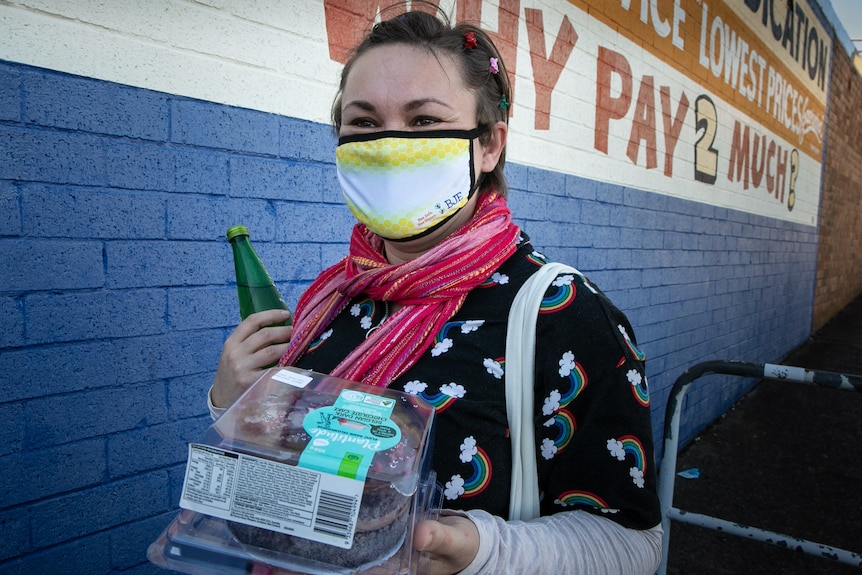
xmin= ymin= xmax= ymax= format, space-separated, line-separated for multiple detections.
xmin=478 ymin=120 xmax=508 ymax=173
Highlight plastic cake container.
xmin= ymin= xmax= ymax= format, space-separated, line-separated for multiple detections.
xmin=148 ymin=366 xmax=440 ymax=575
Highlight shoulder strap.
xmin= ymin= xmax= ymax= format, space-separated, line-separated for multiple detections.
xmin=506 ymin=262 xmax=577 ymax=521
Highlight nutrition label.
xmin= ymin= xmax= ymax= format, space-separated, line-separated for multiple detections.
xmin=179 ymin=443 xmax=363 ymax=548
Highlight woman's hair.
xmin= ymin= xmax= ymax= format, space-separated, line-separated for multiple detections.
xmin=331 ymin=5 xmax=511 ymax=197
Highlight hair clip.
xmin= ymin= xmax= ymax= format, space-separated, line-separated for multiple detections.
xmin=500 ymin=95 xmax=509 ymax=111
xmin=464 ymin=32 xmax=478 ymax=49
xmin=489 ymin=57 xmax=499 ymax=74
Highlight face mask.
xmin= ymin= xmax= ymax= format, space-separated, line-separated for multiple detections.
xmin=335 ymin=126 xmax=487 ymax=241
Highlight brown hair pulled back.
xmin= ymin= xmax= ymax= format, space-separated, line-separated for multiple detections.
xmin=332 ymin=6 xmax=511 ymax=197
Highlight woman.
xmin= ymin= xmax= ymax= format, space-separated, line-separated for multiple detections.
xmin=211 ymin=8 xmax=662 ymax=575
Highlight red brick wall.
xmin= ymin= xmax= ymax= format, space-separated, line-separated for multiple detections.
xmin=814 ymin=47 xmax=862 ymax=331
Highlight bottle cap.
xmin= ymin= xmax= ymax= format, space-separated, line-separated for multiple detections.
xmin=226 ymin=225 xmax=249 ymax=241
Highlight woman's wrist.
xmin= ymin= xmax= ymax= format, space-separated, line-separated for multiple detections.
xmin=207 ymin=385 xmax=228 ymax=420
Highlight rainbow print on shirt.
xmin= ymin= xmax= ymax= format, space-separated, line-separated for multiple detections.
xmin=555 ymin=490 xmax=611 ymax=510
xmin=444 ymin=436 xmax=492 ymax=500
xmin=539 ymin=274 xmax=576 ymax=314
xmin=607 ymin=435 xmax=647 ymax=488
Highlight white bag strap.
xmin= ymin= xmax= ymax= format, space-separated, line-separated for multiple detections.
xmin=506 ymin=262 xmax=577 ymax=521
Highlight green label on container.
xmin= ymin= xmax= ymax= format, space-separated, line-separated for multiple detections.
xmin=298 ymin=389 xmax=401 ymax=481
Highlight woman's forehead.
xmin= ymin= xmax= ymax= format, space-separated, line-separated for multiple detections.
xmin=343 ymin=44 xmax=469 ymax=104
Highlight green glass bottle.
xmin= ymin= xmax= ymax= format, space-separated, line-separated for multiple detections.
xmin=226 ymin=225 xmax=291 ymax=325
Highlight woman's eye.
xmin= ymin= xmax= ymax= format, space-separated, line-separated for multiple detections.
xmin=413 ymin=117 xmax=439 ymax=127
xmin=349 ymin=118 xmax=378 ymax=128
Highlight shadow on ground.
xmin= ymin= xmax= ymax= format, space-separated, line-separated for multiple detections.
xmin=665 ymin=293 xmax=862 ymax=574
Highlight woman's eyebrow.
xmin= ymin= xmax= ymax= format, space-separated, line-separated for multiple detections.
xmin=403 ymin=98 xmax=451 ymax=111
xmin=342 ymin=98 xmax=452 ymax=113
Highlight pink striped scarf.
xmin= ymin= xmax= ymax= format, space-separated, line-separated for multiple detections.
xmin=278 ymin=192 xmax=520 ymax=387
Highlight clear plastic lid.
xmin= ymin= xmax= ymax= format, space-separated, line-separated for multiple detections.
xmin=206 ymin=366 xmax=436 ymax=495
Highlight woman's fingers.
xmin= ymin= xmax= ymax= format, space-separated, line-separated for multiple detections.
xmin=211 ymin=309 xmax=294 ymax=408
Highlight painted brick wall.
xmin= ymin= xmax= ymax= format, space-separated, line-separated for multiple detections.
xmin=813 ymin=46 xmax=862 ymax=331
xmin=0 ymin=61 xmax=817 ymax=573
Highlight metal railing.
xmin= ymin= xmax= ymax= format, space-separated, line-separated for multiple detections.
xmin=656 ymin=360 xmax=862 ymax=574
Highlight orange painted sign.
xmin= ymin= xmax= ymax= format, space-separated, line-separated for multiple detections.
xmin=320 ymin=0 xmax=831 ymax=225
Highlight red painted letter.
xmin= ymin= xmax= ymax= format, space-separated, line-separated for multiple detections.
xmin=525 ymin=9 xmax=578 ymax=130
xmin=595 ymin=47 xmax=632 ymax=154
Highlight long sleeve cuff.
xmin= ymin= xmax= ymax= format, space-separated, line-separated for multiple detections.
xmin=207 ymin=385 xmax=227 ymax=420
xmin=457 ymin=509 xmax=662 ymax=575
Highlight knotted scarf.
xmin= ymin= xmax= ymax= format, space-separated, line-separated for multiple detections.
xmin=278 ymin=192 xmax=520 ymax=387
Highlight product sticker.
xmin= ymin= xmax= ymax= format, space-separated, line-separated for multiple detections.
xmin=271 ymin=369 xmax=314 ymax=388
xmin=298 ymin=389 xmax=402 ymax=481
xmin=180 ymin=443 xmax=362 ymax=549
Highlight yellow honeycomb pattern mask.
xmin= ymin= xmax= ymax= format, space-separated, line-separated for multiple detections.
xmin=336 ymin=128 xmax=485 ymax=240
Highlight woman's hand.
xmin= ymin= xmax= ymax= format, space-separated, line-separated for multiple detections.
xmin=413 ymin=516 xmax=480 ymax=575
xmin=211 ymin=309 xmax=293 ymax=408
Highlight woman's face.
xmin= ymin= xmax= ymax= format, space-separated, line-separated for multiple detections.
xmin=339 ymin=44 xmax=506 ymax=261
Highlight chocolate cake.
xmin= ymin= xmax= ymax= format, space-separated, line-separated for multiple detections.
xmin=220 ymin=372 xmax=428 ymax=570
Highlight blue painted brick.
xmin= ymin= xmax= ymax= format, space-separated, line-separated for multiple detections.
xmin=167 ymin=372 xmax=215 ymax=420
xmin=23 ymin=70 xmax=169 ymax=140
xmin=108 ymin=417 xmax=210 ymax=478
xmin=597 ymin=184 xmax=623 ymax=205
xmin=0 ymin=532 xmax=112 ymax=575
xmin=168 ymin=463 xmax=190 ymax=507
xmin=0 ymin=182 xmax=20 ymax=233
xmin=551 ymin=246 xmax=578 ymax=267
xmin=0 ymin=439 xmax=106 ymax=507
xmin=564 ymin=174 xmax=597 ymax=201
xmin=503 ymin=162 xmax=529 ymax=191
xmin=0 ymin=296 xmax=23 ymax=348
xmin=0 ymin=402 xmax=23 ymax=457
xmin=530 ymin=221 xmax=590 ymax=250
xmin=667 ymin=197 xmax=715 ymax=218
xmin=527 ymin=166 xmax=567 ymax=196
xmin=23 ymin=185 xmax=165 ymax=239
xmin=0 ymin=64 xmax=20 ymax=122
xmin=591 ymin=225 xmax=620 ymax=248
xmin=26 ymin=289 xmax=166 ymax=344
xmin=638 ymin=229 xmax=664 ymax=249
xmin=279 ymin=117 xmax=337 ymax=163
xmin=174 ymin=149 xmax=230 ymax=196
xmin=0 ymin=508 xmax=28 ymax=561
xmin=1 ymin=331 xmax=224 ymax=402
xmin=278 ymin=202 xmax=353 ymax=243
xmin=589 ymin=268 xmax=641 ymax=291
xmin=166 ymin=196 xmax=275 ymax=241
xmin=172 ymin=99 xmax=278 ymax=155
xmin=618 ymin=226 xmax=644 ymax=249
xmin=168 ymin=286 xmax=237 ymax=330
xmin=0 ymin=126 xmax=106 ymax=185
xmin=106 ymin=141 xmax=176 ymax=192
xmin=30 ymin=472 xmax=169 ymax=548
xmin=621 ymin=206 xmax=655 ymax=229
xmin=581 ymin=247 xmax=633 ymax=271
xmin=109 ymin=512 xmax=176 ymax=571
xmin=2 ymin=239 xmax=104 ymax=292
xmin=544 ymin=196 xmax=579 ymax=224
xmin=26 ymin=382 xmax=167 ymax=448
xmin=105 ymin=241 xmax=227 ymax=288
xmin=255 ymin=241 xmax=328 ymax=282
xmin=229 ymin=157 xmax=326 ymax=201
xmin=102 ymin=331 xmax=224 ymax=384
xmin=320 ymin=165 xmax=343 ymax=204
xmin=320 ymin=243 xmax=348 ymax=270
xmin=508 ymin=189 xmax=550 ymax=222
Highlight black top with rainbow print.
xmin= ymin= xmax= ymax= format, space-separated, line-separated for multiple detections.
xmin=294 ymin=233 xmax=661 ymax=530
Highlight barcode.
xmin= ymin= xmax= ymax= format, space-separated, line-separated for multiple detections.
xmin=313 ymin=490 xmax=357 ymax=538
